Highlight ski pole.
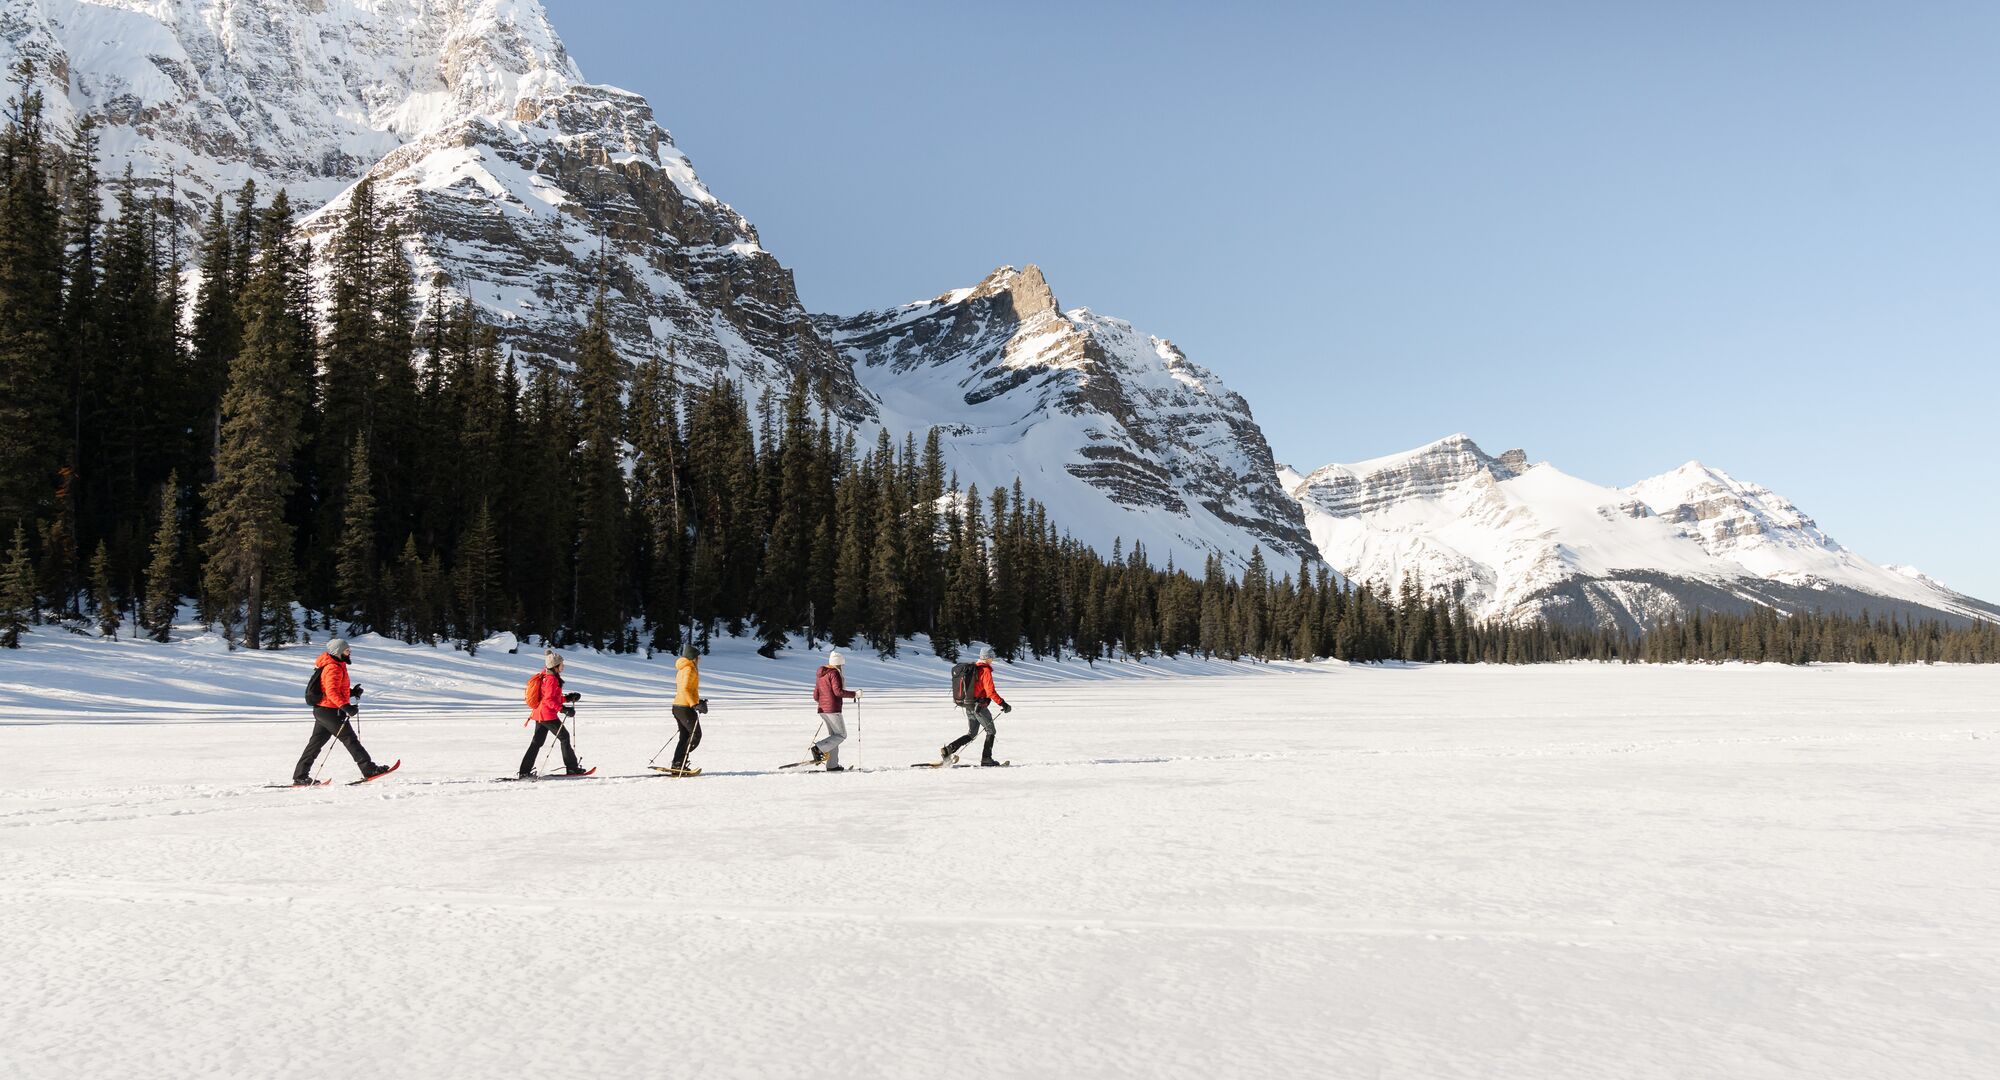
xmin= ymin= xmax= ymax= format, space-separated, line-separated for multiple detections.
xmin=852 ymin=699 xmax=861 ymax=770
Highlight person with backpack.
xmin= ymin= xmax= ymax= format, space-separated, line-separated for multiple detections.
xmin=292 ymin=638 xmax=392 ymax=785
xmin=942 ymin=646 xmax=1011 ymax=766
xmin=666 ymin=643 xmax=707 ymax=775
xmin=519 ymin=651 xmax=586 ymax=778
xmin=809 ymin=650 xmax=861 ymax=772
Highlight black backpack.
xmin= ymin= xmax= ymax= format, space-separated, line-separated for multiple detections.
xmin=950 ymin=662 xmax=977 ymax=707
xmin=304 ymin=666 xmax=324 ymax=706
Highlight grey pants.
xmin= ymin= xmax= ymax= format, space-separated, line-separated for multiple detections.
xmin=814 ymin=711 xmax=847 ymax=767
xmin=945 ymin=705 xmax=996 ymax=762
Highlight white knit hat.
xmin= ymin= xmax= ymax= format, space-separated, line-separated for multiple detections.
xmin=826 ymin=650 xmax=845 ymax=668
xmin=326 ymin=638 xmax=351 ymax=658
xmin=544 ymin=651 xmax=564 ymax=670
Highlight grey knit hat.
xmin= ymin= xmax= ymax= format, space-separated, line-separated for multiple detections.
xmin=543 ymin=651 xmax=564 ymax=670
xmin=978 ymin=646 xmax=994 ymax=661
xmin=326 ymin=638 xmax=351 ymax=659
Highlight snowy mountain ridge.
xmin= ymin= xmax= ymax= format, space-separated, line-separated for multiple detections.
xmin=1 ymin=0 xmax=1310 ymax=572
xmin=1283 ymin=436 xmax=2000 ymax=630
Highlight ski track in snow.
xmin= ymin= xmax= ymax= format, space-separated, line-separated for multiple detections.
xmin=3 ymin=640 xmax=1998 ymax=1079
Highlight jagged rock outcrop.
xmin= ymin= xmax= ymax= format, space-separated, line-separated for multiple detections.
xmin=823 ymin=266 xmax=1318 ymax=571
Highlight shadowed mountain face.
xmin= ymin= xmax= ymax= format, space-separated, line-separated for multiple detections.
xmin=1283 ymin=435 xmax=2000 ymax=629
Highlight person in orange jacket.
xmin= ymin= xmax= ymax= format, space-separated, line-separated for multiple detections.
xmin=667 ymin=643 xmax=706 ymax=774
xmin=292 ymin=638 xmax=390 ymax=784
xmin=519 ymin=651 xmax=586 ymax=777
xmin=942 ymin=646 xmax=1011 ymax=766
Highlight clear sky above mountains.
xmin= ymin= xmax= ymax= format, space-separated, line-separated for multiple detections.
xmin=548 ymin=0 xmax=2000 ymax=601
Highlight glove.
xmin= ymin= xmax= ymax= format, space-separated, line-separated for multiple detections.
xmin=1001 ymin=702 xmax=1012 ymax=714
xmin=695 ymin=698 xmax=709 ymax=715
xmin=341 ymin=703 xmax=360 ymax=718
xmin=561 ymin=705 xmax=575 ymax=719
xmin=350 ymin=686 xmax=364 ymax=698
xmin=852 ymin=689 xmax=863 ymax=700
xmin=564 ymin=692 xmax=581 ymax=703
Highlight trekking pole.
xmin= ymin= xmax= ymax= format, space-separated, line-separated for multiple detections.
xmin=852 ymin=699 xmax=861 ymax=770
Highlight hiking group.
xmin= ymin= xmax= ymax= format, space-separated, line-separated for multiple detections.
xmin=286 ymin=640 xmax=1018 ymax=785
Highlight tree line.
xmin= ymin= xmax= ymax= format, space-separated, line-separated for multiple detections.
xmin=0 ymin=86 xmax=1991 ymax=665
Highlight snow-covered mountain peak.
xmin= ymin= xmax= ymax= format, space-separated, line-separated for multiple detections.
xmin=1285 ymin=440 xmax=1999 ymax=629
xmin=1291 ymin=433 xmax=1530 ymax=518
xmin=821 ymin=266 xmax=1316 ymax=572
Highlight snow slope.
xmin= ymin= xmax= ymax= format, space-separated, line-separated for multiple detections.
xmin=824 ymin=266 xmax=1317 ymax=572
xmin=4 ymin=642 xmax=1996 ymax=1079
xmin=1284 ymin=434 xmax=2000 ymax=628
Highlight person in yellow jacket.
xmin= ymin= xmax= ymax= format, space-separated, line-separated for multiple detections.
xmin=667 ymin=642 xmax=706 ymax=774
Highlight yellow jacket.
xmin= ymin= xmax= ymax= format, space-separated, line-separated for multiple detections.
xmin=674 ymin=656 xmax=700 ymax=707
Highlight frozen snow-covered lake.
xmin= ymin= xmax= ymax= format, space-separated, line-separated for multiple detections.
xmin=3 ymin=642 xmax=1996 ymax=1079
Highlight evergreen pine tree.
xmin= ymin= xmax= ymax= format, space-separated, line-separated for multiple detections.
xmin=200 ymin=193 xmax=310 ymax=648
xmin=90 ymin=540 xmax=117 ymax=638
xmin=0 ymin=84 xmax=66 ymax=533
xmin=332 ymin=433 xmax=377 ymax=630
xmin=141 ymin=473 xmax=180 ymax=642
xmin=570 ymin=286 xmax=627 ymax=649
xmin=0 ymin=523 xmax=34 ymax=646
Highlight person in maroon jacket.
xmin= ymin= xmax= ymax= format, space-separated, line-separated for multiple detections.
xmin=292 ymin=638 xmax=390 ymax=785
xmin=943 ymin=646 xmax=1011 ymax=766
xmin=809 ymin=650 xmax=861 ymax=772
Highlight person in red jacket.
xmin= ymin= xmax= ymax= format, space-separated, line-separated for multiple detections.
xmin=809 ymin=650 xmax=861 ymax=772
xmin=520 ymin=651 xmax=586 ymax=777
xmin=292 ymin=638 xmax=390 ymax=784
xmin=942 ymin=646 xmax=1011 ymax=766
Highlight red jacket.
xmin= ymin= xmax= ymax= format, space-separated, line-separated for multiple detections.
xmin=315 ymin=652 xmax=352 ymax=709
xmin=971 ymin=660 xmax=1006 ymax=708
xmin=814 ymin=666 xmax=856 ymax=713
xmin=529 ymin=670 xmax=567 ymax=723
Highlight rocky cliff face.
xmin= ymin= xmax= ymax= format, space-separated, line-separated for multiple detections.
xmin=823 ymin=266 xmax=1318 ymax=571
xmin=1284 ymin=436 xmax=2000 ymax=629
xmin=2 ymin=0 xmax=852 ymax=396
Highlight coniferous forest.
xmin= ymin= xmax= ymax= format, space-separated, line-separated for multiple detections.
xmin=0 ymin=90 xmax=1993 ymax=665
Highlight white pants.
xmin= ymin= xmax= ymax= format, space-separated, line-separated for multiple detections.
xmin=814 ymin=711 xmax=847 ymax=767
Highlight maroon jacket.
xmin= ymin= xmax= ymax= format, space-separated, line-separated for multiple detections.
xmin=814 ymin=666 xmax=856 ymax=713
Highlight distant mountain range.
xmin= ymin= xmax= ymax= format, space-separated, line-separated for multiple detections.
xmin=1281 ymin=435 xmax=1999 ymax=631
xmin=5 ymin=0 xmax=1990 ymax=628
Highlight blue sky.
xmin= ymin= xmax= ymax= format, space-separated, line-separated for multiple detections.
xmin=548 ymin=0 xmax=2000 ymax=601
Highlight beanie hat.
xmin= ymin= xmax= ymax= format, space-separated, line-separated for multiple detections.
xmin=680 ymin=643 xmax=698 ymax=660
xmin=543 ymin=651 xmax=564 ymax=671
xmin=827 ymin=650 xmax=845 ymax=668
xmin=326 ymin=638 xmax=350 ymax=659
xmin=978 ymin=646 xmax=994 ymax=662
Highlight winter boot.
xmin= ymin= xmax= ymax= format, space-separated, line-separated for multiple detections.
xmin=518 ymin=769 xmax=538 ymax=779
xmin=824 ymin=764 xmax=847 ymax=773
xmin=361 ymin=762 xmax=389 ymax=778
xmin=809 ymin=744 xmax=826 ymax=765
xmin=565 ymin=766 xmax=589 ymax=776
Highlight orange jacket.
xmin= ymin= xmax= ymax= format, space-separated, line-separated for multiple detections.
xmin=674 ymin=657 xmax=700 ymax=707
xmin=315 ymin=652 xmax=352 ymax=709
xmin=529 ymin=670 xmax=567 ymax=723
xmin=972 ymin=660 xmax=1006 ymax=708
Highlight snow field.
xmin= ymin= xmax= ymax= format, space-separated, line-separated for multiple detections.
xmin=3 ymin=641 xmax=1997 ymax=1079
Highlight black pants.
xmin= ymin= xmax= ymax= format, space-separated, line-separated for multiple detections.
xmin=945 ymin=704 xmax=997 ymax=762
xmin=520 ymin=719 xmax=580 ymax=775
xmin=671 ymin=705 xmax=703 ymax=769
xmin=295 ymin=706 xmax=372 ymax=782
